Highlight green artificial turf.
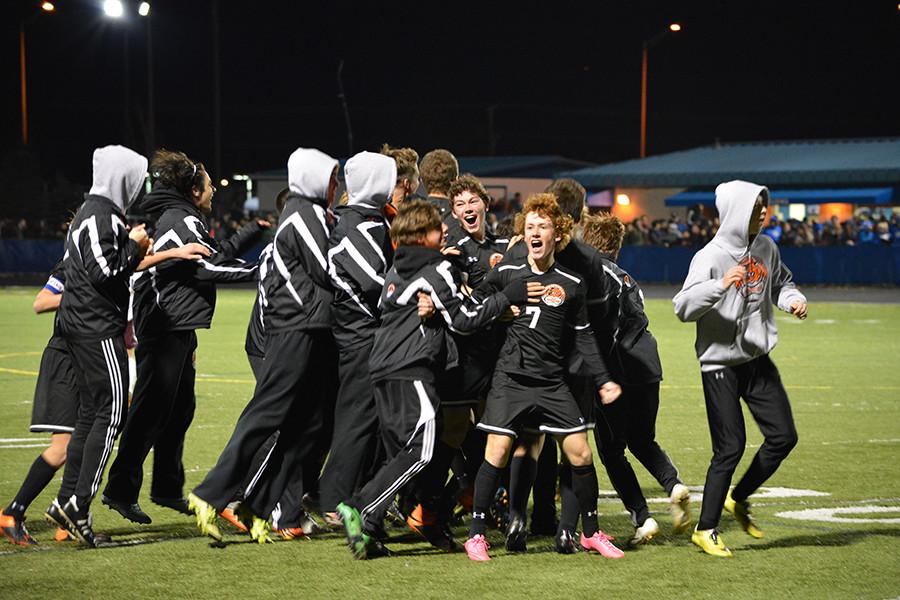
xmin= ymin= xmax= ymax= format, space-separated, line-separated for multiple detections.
xmin=0 ymin=288 xmax=898 ymax=599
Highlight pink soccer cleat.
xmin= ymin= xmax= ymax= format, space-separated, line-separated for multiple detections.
xmin=464 ymin=534 xmax=491 ymax=561
xmin=581 ymin=530 xmax=624 ymax=558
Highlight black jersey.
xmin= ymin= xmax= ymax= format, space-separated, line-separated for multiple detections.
xmin=454 ymin=232 xmax=509 ymax=288
xmin=58 ymin=195 xmax=143 ymax=340
xmin=478 ymin=259 xmax=612 ymax=388
xmin=595 ymin=254 xmax=662 ymax=385
xmin=425 ymin=195 xmax=466 ymax=246
xmin=45 ymin=259 xmax=67 ymax=351
xmin=368 ymin=246 xmax=513 ymax=383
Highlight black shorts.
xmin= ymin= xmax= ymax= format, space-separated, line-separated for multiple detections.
xmin=30 ymin=345 xmax=78 ymax=434
xmin=477 ymin=371 xmax=588 ymax=438
xmin=438 ymin=360 xmax=493 ymax=408
xmin=567 ymin=374 xmax=597 ymax=428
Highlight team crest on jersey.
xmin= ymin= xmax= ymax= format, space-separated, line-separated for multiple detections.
xmin=541 ymin=283 xmax=566 ymax=307
xmin=386 ymin=283 xmax=396 ymax=297
xmin=489 ymin=253 xmax=504 ymax=268
xmin=734 ymin=256 xmax=768 ymax=298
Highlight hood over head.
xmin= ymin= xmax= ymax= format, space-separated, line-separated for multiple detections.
xmin=287 ymin=147 xmax=339 ymax=201
xmin=712 ymin=180 xmax=769 ymax=253
xmin=89 ymin=145 xmax=148 ymax=212
xmin=345 ymin=151 xmax=397 ymax=209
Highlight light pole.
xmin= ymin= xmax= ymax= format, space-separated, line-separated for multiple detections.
xmin=640 ymin=22 xmax=681 ymax=158
xmin=19 ymin=1 xmax=55 ymax=146
xmin=103 ymin=1 xmax=154 ymax=154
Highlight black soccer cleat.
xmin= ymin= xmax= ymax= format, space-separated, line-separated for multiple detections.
xmin=555 ymin=528 xmax=580 ymax=554
xmin=102 ymin=495 xmax=152 ymax=524
xmin=505 ymin=516 xmax=528 ymax=552
xmin=44 ymin=499 xmax=69 ymax=532
xmin=59 ymin=499 xmax=98 ymax=548
xmin=150 ymin=496 xmax=192 ymax=516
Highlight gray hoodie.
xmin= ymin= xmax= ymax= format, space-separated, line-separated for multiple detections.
xmin=344 ymin=151 xmax=396 ymax=209
xmin=88 ymin=145 xmax=148 ymax=211
xmin=673 ymin=180 xmax=806 ymax=372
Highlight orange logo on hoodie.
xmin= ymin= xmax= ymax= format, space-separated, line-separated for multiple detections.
xmin=735 ymin=256 xmax=768 ymax=297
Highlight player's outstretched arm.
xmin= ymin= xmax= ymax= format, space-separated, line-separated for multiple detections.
xmin=137 ymin=242 xmax=212 ymax=271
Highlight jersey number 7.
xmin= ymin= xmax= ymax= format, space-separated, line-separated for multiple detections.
xmin=526 ymin=306 xmax=541 ymax=329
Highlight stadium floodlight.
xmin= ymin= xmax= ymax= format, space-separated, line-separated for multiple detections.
xmin=616 ymin=193 xmax=631 ymax=206
xmin=669 ymin=23 xmax=682 ymax=32
xmin=103 ymin=0 xmax=124 ymax=18
xmin=41 ymin=2 xmax=55 ymax=12
xmin=138 ymin=2 xmax=151 ymax=17
xmin=220 ymin=179 xmax=229 ymax=187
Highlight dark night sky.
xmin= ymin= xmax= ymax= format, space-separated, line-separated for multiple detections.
xmin=3 ymin=0 xmax=900 ymax=187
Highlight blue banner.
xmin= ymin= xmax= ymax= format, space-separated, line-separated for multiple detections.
xmin=2 ymin=240 xmax=898 ymax=285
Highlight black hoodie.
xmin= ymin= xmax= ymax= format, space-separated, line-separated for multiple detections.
xmin=368 ymin=245 xmax=515 ymax=383
xmin=131 ymin=186 xmax=262 ymax=339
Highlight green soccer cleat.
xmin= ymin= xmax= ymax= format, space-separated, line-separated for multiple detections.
xmin=188 ymin=493 xmax=222 ymax=541
xmin=336 ymin=502 xmax=369 ymax=559
xmin=691 ymin=527 xmax=733 ymax=557
xmin=724 ymin=491 xmax=763 ymax=539
xmin=236 ymin=504 xmax=271 ymax=544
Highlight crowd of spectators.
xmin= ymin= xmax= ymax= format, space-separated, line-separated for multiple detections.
xmin=617 ymin=208 xmax=900 ymax=248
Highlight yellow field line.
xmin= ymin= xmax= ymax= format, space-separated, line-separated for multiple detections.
xmin=0 ymin=367 xmax=39 ymax=376
xmin=0 ymin=351 xmax=41 ymax=360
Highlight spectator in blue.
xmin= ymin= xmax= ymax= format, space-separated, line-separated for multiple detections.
xmin=762 ymin=214 xmax=782 ymax=243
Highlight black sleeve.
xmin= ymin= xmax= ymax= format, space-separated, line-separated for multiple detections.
xmin=471 ymin=263 xmax=508 ymax=301
xmin=178 ymin=215 xmax=258 ymax=282
xmin=430 ymin=260 xmax=510 ymax=335
xmin=571 ymin=282 xmax=613 ymax=388
xmin=217 ymin=220 xmax=264 ymax=259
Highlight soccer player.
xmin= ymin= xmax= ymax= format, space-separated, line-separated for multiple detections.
xmin=405 ymin=174 xmax=511 ymax=540
xmin=463 ymin=193 xmax=624 ymax=562
xmin=380 ymin=144 xmax=420 ymax=211
xmin=318 ymin=151 xmax=398 ymax=523
xmin=673 ymin=180 xmax=806 ymax=557
xmin=581 ymin=213 xmax=691 ymax=546
xmin=0 ymin=261 xmax=74 ymax=545
xmin=103 ymin=150 xmax=265 ymax=524
xmin=188 ymin=147 xmax=340 ymax=544
xmin=419 ymin=148 xmax=464 ymax=244
xmin=336 ymin=199 xmax=527 ymax=559
xmin=44 ymin=145 xmax=208 ymax=547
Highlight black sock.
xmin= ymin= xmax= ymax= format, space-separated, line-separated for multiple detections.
xmin=468 ymin=461 xmax=502 ymax=537
xmin=508 ymin=455 xmax=536 ymax=523
xmin=557 ymin=462 xmax=579 ymax=532
xmin=6 ymin=455 xmax=58 ymax=518
xmin=417 ymin=441 xmax=454 ymax=513
xmin=571 ymin=464 xmax=600 ymax=537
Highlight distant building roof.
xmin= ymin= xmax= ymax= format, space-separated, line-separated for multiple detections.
xmin=248 ymin=155 xmax=595 ymax=181
xmin=558 ymin=138 xmax=900 ymax=187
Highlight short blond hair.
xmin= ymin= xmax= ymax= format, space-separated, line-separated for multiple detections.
xmin=581 ymin=213 xmax=625 ymax=258
xmin=514 ymin=193 xmax=573 ymax=252
xmin=380 ymin=144 xmax=419 ymax=182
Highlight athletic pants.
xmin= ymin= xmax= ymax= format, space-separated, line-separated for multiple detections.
xmin=105 ymin=331 xmax=197 ymax=503
xmin=193 ymin=329 xmax=329 ymax=517
xmin=697 ymin=354 xmax=798 ymax=530
xmin=58 ymin=336 xmax=129 ymax=509
xmin=318 ymin=340 xmax=381 ymax=513
xmin=350 ymin=378 xmax=438 ymax=532
xmin=594 ymin=381 xmax=681 ymax=526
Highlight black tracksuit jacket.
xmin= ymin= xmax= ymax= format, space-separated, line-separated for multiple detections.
xmin=261 ymin=194 xmax=334 ymax=333
xmin=132 ymin=187 xmax=262 ymax=340
xmin=58 ymin=194 xmax=143 ymax=340
xmin=368 ymin=246 xmax=514 ymax=384
xmin=594 ymin=253 xmax=663 ymax=385
xmin=327 ymin=203 xmax=394 ymax=350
